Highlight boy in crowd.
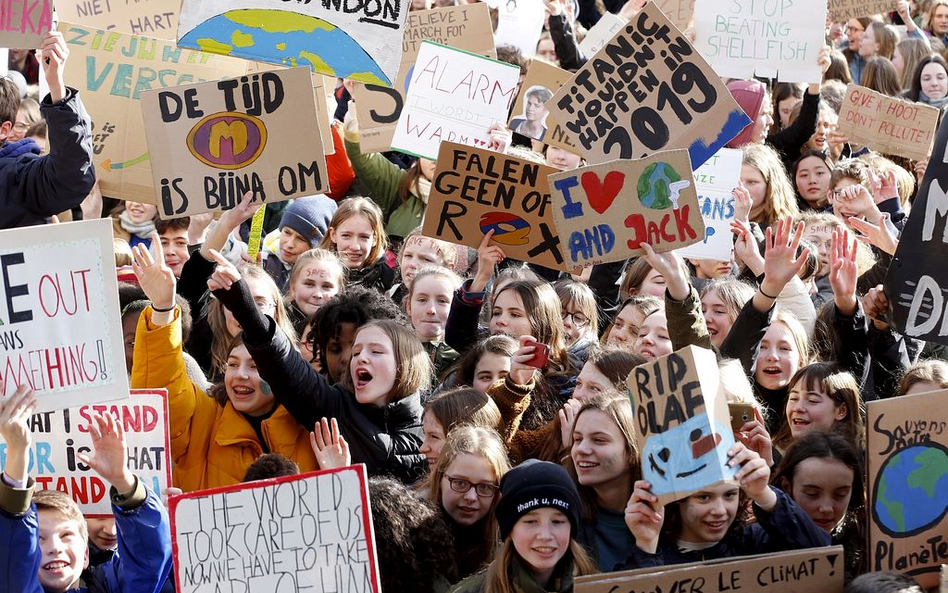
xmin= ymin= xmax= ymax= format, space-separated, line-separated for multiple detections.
xmin=156 ymin=217 xmax=191 ymax=279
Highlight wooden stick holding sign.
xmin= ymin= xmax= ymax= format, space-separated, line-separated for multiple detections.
xmin=422 ymin=142 xmax=573 ymax=272
xmin=546 ymin=2 xmax=750 ymax=167
xmin=837 ymin=85 xmax=939 ymax=162
xmin=548 ymin=149 xmax=704 ymax=269
xmin=140 ymin=67 xmax=329 ymax=220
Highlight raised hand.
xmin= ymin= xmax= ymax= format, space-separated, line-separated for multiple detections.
xmin=830 ymin=227 xmax=859 ymax=315
xmin=731 ymin=219 xmax=764 ymax=276
xmin=310 ymin=417 xmax=351 ymax=470
xmin=471 ymin=229 xmax=506 ymax=292
xmin=40 ymin=30 xmax=68 ymax=103
xmin=728 ymin=442 xmax=775 ymax=509
xmin=835 ymin=183 xmax=882 ymax=223
xmin=508 ymin=336 xmax=540 ymax=386
xmin=558 ymin=398 xmax=582 ymax=448
xmin=625 ymin=480 xmax=664 ymax=554
xmin=206 ymin=248 xmax=243 ymax=292
xmin=487 ymin=123 xmax=512 ymax=154
xmin=848 ymin=213 xmax=898 ymax=255
xmin=761 ymin=218 xmax=810 ymax=296
xmin=862 ymin=284 xmax=890 ymax=329
xmin=132 ymin=233 xmax=177 ymax=322
xmin=731 ymin=181 xmax=752 ymax=224
xmin=736 ymin=408 xmax=774 ymax=468
xmin=0 ymin=384 xmax=37 ymax=483
xmin=641 ymin=243 xmax=688 ymax=300
xmin=77 ymin=413 xmax=136 ymax=494
xmin=868 ymin=168 xmax=899 ymax=204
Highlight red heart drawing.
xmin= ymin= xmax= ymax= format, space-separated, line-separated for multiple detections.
xmin=581 ymin=171 xmax=625 ymax=214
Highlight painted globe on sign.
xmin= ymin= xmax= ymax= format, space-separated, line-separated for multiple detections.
xmin=636 ymin=162 xmax=681 ymax=210
xmin=872 ymin=443 xmax=948 ymax=536
xmin=179 ymin=9 xmax=388 ymax=85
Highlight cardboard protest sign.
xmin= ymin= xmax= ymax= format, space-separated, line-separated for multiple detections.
xmin=141 ymin=67 xmax=329 ymax=220
xmin=655 ymin=0 xmax=695 ymax=31
xmin=423 ymin=142 xmax=572 ymax=272
xmin=626 ymin=345 xmax=736 ymax=506
xmin=547 ymin=3 xmax=750 ymax=168
xmin=352 ymin=3 xmax=495 ymax=154
xmin=0 ymin=219 xmax=127 ymax=413
xmin=838 ymin=85 xmax=939 ymax=161
xmin=56 ymin=0 xmax=178 ymax=37
xmin=578 ymin=13 xmax=626 ymax=58
xmin=0 ymin=390 xmax=172 ymax=516
xmin=177 ymin=0 xmax=410 ymax=87
xmin=391 ymin=41 xmax=520 ymax=160
xmin=827 ymin=0 xmax=894 ymax=22
xmin=885 ymin=114 xmax=948 ymax=345
xmin=508 ymin=59 xmax=572 ymax=146
xmin=867 ymin=390 xmax=948 ymax=588
xmin=548 ymin=149 xmax=704 ymax=269
xmin=170 ymin=465 xmax=380 ymax=593
xmin=62 ymin=23 xmax=251 ymax=204
xmin=575 ymin=547 xmax=845 ymax=593
xmin=676 ymin=147 xmax=742 ymax=262
xmin=693 ymin=0 xmax=827 ymax=83
xmin=0 ymin=0 xmax=51 ymax=48
xmin=485 ymin=0 xmax=545 ymax=58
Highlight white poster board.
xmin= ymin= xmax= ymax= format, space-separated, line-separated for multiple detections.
xmin=485 ymin=0 xmax=546 ymax=58
xmin=676 ymin=147 xmax=742 ymax=262
xmin=578 ymin=13 xmax=626 ymax=57
xmin=0 ymin=219 xmax=128 ymax=413
xmin=391 ymin=41 xmax=521 ymax=160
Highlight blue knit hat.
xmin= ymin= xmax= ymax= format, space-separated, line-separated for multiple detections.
xmin=279 ymin=196 xmax=337 ymax=246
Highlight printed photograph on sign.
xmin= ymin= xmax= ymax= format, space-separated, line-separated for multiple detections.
xmin=0 ymin=390 xmax=172 ymax=516
xmin=56 ymin=0 xmax=179 ymax=37
xmin=177 ymin=0 xmax=411 ymax=86
xmin=509 ymin=58 xmax=579 ymax=155
xmin=867 ymin=390 xmax=948 ymax=588
xmin=170 ymin=465 xmax=380 ymax=593
xmin=391 ymin=41 xmax=521 ymax=161
xmin=61 ymin=23 xmax=251 ymax=204
xmin=626 ymin=345 xmax=737 ymax=506
xmin=140 ymin=67 xmax=329 ymax=219
xmin=548 ymin=149 xmax=704 ymax=269
xmin=0 ymin=219 xmax=128 ymax=413
xmin=837 ymin=85 xmax=939 ymax=161
xmin=0 ymin=0 xmax=51 ymax=48
xmin=546 ymin=3 xmax=750 ymax=167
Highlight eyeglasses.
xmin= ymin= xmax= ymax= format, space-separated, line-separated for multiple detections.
xmin=443 ymin=475 xmax=499 ymax=497
xmin=253 ymin=298 xmax=275 ymax=313
xmin=12 ymin=122 xmax=28 ymax=132
xmin=562 ymin=311 xmax=589 ymax=326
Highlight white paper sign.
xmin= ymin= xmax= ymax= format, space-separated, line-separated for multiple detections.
xmin=676 ymin=147 xmax=742 ymax=262
xmin=578 ymin=13 xmax=626 ymax=57
xmin=0 ymin=219 xmax=128 ymax=413
xmin=391 ymin=41 xmax=521 ymax=160
xmin=486 ymin=0 xmax=546 ymax=58
xmin=693 ymin=0 xmax=826 ymax=83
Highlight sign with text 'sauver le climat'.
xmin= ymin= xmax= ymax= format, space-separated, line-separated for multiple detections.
xmin=141 ymin=67 xmax=329 ymax=220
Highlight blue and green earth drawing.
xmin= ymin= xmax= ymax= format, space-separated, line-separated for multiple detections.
xmin=873 ymin=443 xmax=948 ymax=536
xmin=179 ymin=9 xmax=389 ymax=85
xmin=636 ymin=162 xmax=681 ymax=210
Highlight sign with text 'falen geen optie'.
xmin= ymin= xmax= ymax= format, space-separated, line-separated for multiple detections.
xmin=141 ymin=67 xmax=329 ymax=219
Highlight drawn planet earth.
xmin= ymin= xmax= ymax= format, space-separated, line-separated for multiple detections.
xmin=636 ymin=162 xmax=681 ymax=210
xmin=873 ymin=443 xmax=948 ymax=535
xmin=179 ymin=9 xmax=389 ymax=85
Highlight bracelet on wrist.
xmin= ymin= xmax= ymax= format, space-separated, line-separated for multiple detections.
xmin=151 ymin=302 xmax=176 ymax=313
xmin=759 ymin=287 xmax=779 ymax=300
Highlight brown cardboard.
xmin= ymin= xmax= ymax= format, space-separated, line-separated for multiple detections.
xmin=866 ymin=389 xmax=948 ymax=589
xmin=838 ymin=85 xmax=939 ymax=161
xmin=62 ymin=23 xmax=251 ymax=204
xmin=575 ymin=546 xmax=845 ymax=593
xmin=55 ymin=0 xmax=179 ymax=37
xmin=141 ymin=67 xmax=329 ymax=219
xmin=655 ymin=0 xmax=695 ymax=31
xmin=625 ymin=345 xmax=735 ymax=506
xmin=546 ymin=2 xmax=749 ymax=167
xmin=0 ymin=0 xmax=51 ymax=48
xmin=351 ymin=3 xmax=495 ymax=153
xmin=423 ymin=141 xmax=574 ymax=272
xmin=827 ymin=0 xmax=895 ymax=22
xmin=548 ymin=149 xmax=704 ymax=269
xmin=509 ymin=59 xmax=580 ymax=155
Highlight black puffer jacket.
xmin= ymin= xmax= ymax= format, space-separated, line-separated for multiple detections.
xmin=213 ymin=278 xmax=425 ymax=483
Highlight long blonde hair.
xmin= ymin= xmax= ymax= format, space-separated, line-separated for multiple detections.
xmin=742 ymin=143 xmax=799 ymax=227
xmin=482 ymin=537 xmax=597 ymax=593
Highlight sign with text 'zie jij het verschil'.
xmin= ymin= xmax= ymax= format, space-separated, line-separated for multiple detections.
xmin=548 ymin=149 xmax=704 ymax=269
xmin=0 ymin=0 xmax=51 ymax=48
xmin=546 ymin=2 xmax=750 ymax=168
xmin=574 ymin=547 xmax=845 ymax=593
xmin=391 ymin=41 xmax=521 ymax=161
xmin=693 ymin=0 xmax=827 ymax=83
xmin=837 ymin=85 xmax=939 ymax=162
xmin=675 ymin=147 xmax=742 ymax=262
xmin=56 ymin=0 xmax=179 ymax=37
xmin=177 ymin=0 xmax=410 ymax=86
xmin=351 ymin=3 xmax=496 ymax=154
xmin=423 ymin=142 xmax=573 ymax=272
xmin=867 ymin=389 xmax=948 ymax=589
xmin=0 ymin=219 xmax=127 ymax=413
xmin=141 ymin=67 xmax=329 ymax=220
xmin=626 ymin=345 xmax=737 ymax=507
xmin=171 ymin=465 xmax=380 ymax=593
xmin=0 ymin=390 xmax=172 ymax=516
xmin=61 ymin=23 xmax=250 ymax=205
xmin=885 ymin=114 xmax=948 ymax=346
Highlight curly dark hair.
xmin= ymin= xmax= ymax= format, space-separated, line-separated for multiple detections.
xmin=368 ymin=477 xmax=458 ymax=591
xmin=242 ymin=453 xmax=300 ymax=482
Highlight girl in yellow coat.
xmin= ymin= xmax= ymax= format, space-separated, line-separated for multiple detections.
xmin=129 ymin=233 xmax=319 ymax=492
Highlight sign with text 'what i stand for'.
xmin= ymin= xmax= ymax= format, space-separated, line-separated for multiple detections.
xmin=141 ymin=67 xmax=329 ymax=220
xmin=0 ymin=219 xmax=128 ymax=413
xmin=171 ymin=465 xmax=380 ymax=593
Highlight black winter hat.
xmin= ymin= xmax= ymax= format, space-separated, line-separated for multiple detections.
xmin=495 ymin=460 xmax=582 ymax=540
